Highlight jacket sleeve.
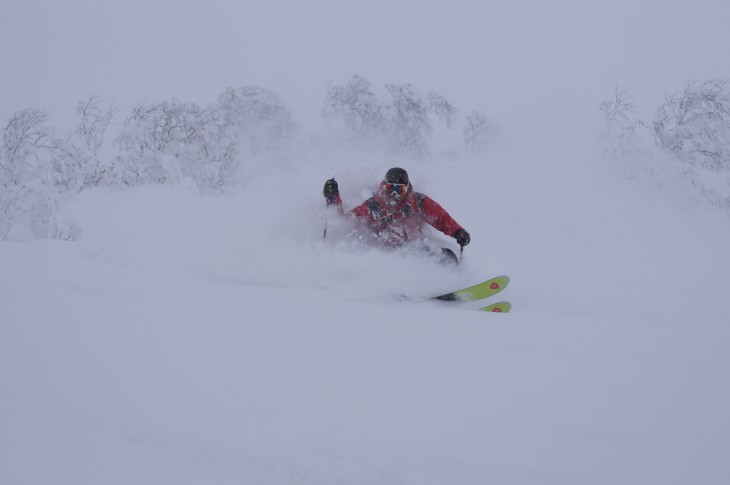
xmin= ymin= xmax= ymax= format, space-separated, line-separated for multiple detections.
xmin=329 ymin=196 xmax=375 ymax=223
xmin=350 ymin=201 xmax=371 ymax=219
xmin=421 ymin=196 xmax=463 ymax=237
xmin=325 ymin=193 xmax=345 ymax=215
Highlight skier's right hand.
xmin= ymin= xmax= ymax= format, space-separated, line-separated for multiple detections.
xmin=323 ymin=178 xmax=339 ymax=205
xmin=454 ymin=228 xmax=471 ymax=246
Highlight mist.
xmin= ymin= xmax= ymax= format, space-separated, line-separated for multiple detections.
xmin=2 ymin=2 xmax=730 ymax=484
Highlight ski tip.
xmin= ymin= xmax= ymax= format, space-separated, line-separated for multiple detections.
xmin=432 ymin=274 xmax=511 ymax=303
xmin=486 ymin=275 xmax=510 ymax=293
xmin=479 ymin=301 xmax=511 ymax=313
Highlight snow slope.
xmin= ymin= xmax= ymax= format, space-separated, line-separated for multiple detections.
xmin=2 ymin=124 xmax=730 ymax=485
xmin=3 ymin=0 xmax=730 ymax=480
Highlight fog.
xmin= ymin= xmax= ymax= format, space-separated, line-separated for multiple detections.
xmin=3 ymin=0 xmax=728 ymax=133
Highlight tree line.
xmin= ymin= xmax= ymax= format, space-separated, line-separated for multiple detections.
xmin=600 ymin=79 xmax=730 ymax=212
xmin=0 ymin=76 xmax=494 ymax=240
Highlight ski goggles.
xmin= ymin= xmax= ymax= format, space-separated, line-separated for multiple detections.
xmin=384 ymin=182 xmax=408 ymax=195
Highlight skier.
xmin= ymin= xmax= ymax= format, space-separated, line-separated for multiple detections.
xmin=322 ymin=167 xmax=471 ymax=264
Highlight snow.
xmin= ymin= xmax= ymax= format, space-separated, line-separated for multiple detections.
xmin=3 ymin=135 xmax=730 ymax=484
xmin=3 ymin=1 xmax=730 ymax=483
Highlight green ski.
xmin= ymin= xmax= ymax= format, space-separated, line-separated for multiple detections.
xmin=479 ymin=301 xmax=512 ymax=313
xmin=432 ymin=275 xmax=510 ymax=303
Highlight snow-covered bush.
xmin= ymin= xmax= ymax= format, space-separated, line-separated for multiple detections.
xmin=0 ymin=182 xmax=66 ymax=241
xmin=112 ymin=87 xmax=296 ymax=193
xmin=599 ymin=84 xmax=645 ymax=160
xmin=114 ymin=100 xmax=204 ymax=186
xmin=1 ymin=108 xmax=56 ymax=186
xmin=653 ymin=80 xmax=730 ymax=210
xmin=385 ymin=83 xmax=431 ymax=153
xmin=1 ymin=78 xmax=499 ymax=241
xmin=654 ymin=80 xmax=730 ymax=172
xmin=601 ymin=80 xmax=730 ymax=212
xmin=52 ymin=95 xmax=117 ymax=192
xmin=322 ymin=74 xmax=388 ymax=145
xmin=1 ymin=85 xmax=302 ymax=240
xmin=385 ymin=83 xmax=435 ymax=154
xmin=114 ymin=99 xmax=240 ymax=193
xmin=463 ymin=110 xmax=493 ymax=154
xmin=427 ymin=91 xmax=458 ymax=130
xmin=0 ymin=109 xmax=64 ymax=240
xmin=323 ymin=75 xmax=459 ymax=155
xmin=215 ymin=86 xmax=297 ymax=157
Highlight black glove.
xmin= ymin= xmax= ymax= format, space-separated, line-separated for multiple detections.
xmin=323 ymin=178 xmax=339 ymax=205
xmin=454 ymin=228 xmax=470 ymax=246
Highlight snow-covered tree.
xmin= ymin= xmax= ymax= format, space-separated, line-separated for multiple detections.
xmin=52 ymin=95 xmax=117 ymax=192
xmin=322 ymin=74 xmax=388 ymax=143
xmin=600 ymin=80 xmax=730 ymax=212
xmin=463 ymin=110 xmax=493 ymax=153
xmin=1 ymin=108 xmax=56 ymax=186
xmin=654 ymin=79 xmax=730 ymax=172
xmin=192 ymin=109 xmax=237 ymax=192
xmin=386 ymin=84 xmax=459 ymax=154
xmin=652 ymin=80 xmax=730 ymax=210
xmin=599 ymin=83 xmax=649 ymax=161
xmin=215 ymin=86 xmax=297 ymax=156
xmin=385 ymin=83 xmax=433 ymax=154
xmin=0 ymin=109 xmax=63 ymax=240
xmin=113 ymin=89 xmax=297 ymax=193
xmin=427 ymin=91 xmax=458 ymax=129
xmin=115 ymin=100 xmax=189 ymax=186
xmin=114 ymin=99 xmax=238 ymax=192
xmin=323 ymin=75 xmax=459 ymax=155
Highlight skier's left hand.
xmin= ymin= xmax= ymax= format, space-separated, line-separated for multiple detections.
xmin=323 ymin=178 xmax=339 ymax=205
xmin=454 ymin=228 xmax=470 ymax=246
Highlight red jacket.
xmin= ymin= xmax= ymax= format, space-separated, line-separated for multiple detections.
xmin=332 ymin=181 xmax=463 ymax=247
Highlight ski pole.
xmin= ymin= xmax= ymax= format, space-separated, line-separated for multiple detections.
xmin=323 ymin=210 xmax=328 ymax=240
xmin=459 ymin=244 xmax=464 ymax=264
xmin=322 ymin=178 xmax=337 ymax=240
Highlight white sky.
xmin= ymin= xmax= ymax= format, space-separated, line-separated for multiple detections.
xmin=1 ymin=0 xmax=728 ymax=130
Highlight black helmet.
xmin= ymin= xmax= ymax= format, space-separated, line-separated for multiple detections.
xmin=382 ymin=167 xmax=410 ymax=203
xmin=384 ymin=167 xmax=409 ymax=185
